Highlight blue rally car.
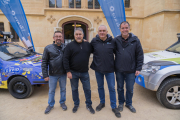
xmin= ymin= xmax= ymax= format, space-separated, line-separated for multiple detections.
xmin=0 ymin=34 xmax=47 ymax=99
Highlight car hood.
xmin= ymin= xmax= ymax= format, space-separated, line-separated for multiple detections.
xmin=11 ymin=54 xmax=42 ymax=68
xmin=144 ymin=50 xmax=180 ymax=64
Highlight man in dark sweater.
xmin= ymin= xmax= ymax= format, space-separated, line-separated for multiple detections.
xmin=114 ymin=21 xmax=144 ymax=113
xmin=90 ymin=25 xmax=121 ymax=118
xmin=42 ymin=31 xmax=67 ymax=114
xmin=63 ymin=28 xmax=95 ymax=114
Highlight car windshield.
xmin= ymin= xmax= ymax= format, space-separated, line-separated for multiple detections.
xmin=166 ymin=42 xmax=180 ymax=53
xmin=0 ymin=43 xmax=33 ymax=60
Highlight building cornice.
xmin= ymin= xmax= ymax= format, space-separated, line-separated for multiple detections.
xmin=145 ymin=9 xmax=180 ymax=18
xmin=0 ymin=9 xmax=179 ymax=18
xmin=44 ymin=8 xmax=103 ymax=12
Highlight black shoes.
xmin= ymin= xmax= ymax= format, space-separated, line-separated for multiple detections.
xmin=72 ymin=105 xmax=79 ymax=113
xmin=61 ymin=103 xmax=67 ymax=111
xmin=44 ymin=105 xmax=54 ymax=114
xmin=112 ymin=108 xmax=121 ymax=118
xmin=86 ymin=106 xmax=95 ymax=114
xmin=118 ymin=104 xmax=124 ymax=112
xmin=96 ymin=103 xmax=105 ymax=111
xmin=125 ymin=105 xmax=136 ymax=113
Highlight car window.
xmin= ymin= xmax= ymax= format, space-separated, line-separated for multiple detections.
xmin=0 ymin=43 xmax=32 ymax=60
xmin=167 ymin=42 xmax=180 ymax=53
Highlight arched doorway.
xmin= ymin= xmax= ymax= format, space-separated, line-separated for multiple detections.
xmin=62 ymin=21 xmax=89 ymax=44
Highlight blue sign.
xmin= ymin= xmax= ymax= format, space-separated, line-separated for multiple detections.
xmin=98 ymin=0 xmax=126 ymax=37
xmin=0 ymin=0 xmax=35 ymax=51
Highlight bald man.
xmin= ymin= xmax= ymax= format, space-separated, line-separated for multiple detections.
xmin=90 ymin=25 xmax=121 ymax=118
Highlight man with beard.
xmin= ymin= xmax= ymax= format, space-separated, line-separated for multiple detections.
xmin=42 ymin=31 xmax=67 ymax=114
xmin=63 ymin=28 xmax=95 ymax=114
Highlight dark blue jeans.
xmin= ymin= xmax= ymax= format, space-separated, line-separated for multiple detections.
xmin=115 ymin=71 xmax=135 ymax=106
xmin=70 ymin=71 xmax=92 ymax=107
xmin=48 ymin=74 xmax=67 ymax=107
xmin=95 ymin=71 xmax=116 ymax=109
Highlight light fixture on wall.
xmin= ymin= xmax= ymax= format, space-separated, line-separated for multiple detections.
xmin=72 ymin=24 xmax=81 ymax=27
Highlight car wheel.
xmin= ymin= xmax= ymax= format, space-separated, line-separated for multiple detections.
xmin=156 ymin=77 xmax=180 ymax=109
xmin=8 ymin=76 xmax=34 ymax=99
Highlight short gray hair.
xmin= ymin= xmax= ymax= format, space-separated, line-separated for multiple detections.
xmin=74 ymin=28 xmax=84 ymax=35
xmin=98 ymin=25 xmax=108 ymax=31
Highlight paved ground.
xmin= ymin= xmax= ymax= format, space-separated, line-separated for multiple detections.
xmin=0 ymin=58 xmax=180 ymax=120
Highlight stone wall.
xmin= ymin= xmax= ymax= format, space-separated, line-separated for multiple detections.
xmin=0 ymin=0 xmax=179 ymax=53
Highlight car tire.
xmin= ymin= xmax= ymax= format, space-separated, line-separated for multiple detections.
xmin=156 ymin=77 xmax=180 ymax=109
xmin=8 ymin=76 xmax=34 ymax=99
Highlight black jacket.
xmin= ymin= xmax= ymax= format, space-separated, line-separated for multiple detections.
xmin=63 ymin=40 xmax=92 ymax=72
xmin=114 ymin=33 xmax=144 ymax=73
xmin=41 ymin=43 xmax=66 ymax=78
xmin=90 ymin=34 xmax=116 ymax=73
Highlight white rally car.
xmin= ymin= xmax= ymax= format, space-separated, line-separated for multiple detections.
xmin=136 ymin=33 xmax=180 ymax=109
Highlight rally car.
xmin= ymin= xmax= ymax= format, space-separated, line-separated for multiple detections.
xmin=136 ymin=33 xmax=180 ymax=109
xmin=0 ymin=32 xmax=47 ymax=99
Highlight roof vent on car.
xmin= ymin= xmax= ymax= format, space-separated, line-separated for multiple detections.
xmin=178 ymin=33 xmax=180 ymax=41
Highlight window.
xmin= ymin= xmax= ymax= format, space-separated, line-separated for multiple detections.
xmin=125 ymin=0 xmax=130 ymax=8
xmin=0 ymin=23 xmax=4 ymax=41
xmin=69 ymin=0 xmax=81 ymax=8
xmin=76 ymin=0 xmax=81 ymax=8
xmin=88 ymin=0 xmax=93 ymax=9
xmin=88 ymin=0 xmax=100 ymax=9
xmin=49 ymin=0 xmax=62 ymax=8
xmin=10 ymin=24 xmax=19 ymax=42
xmin=0 ymin=23 xmax=4 ymax=31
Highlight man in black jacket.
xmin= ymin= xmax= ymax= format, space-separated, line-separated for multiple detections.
xmin=114 ymin=21 xmax=143 ymax=113
xmin=41 ymin=31 xmax=67 ymax=114
xmin=63 ymin=28 xmax=95 ymax=114
xmin=91 ymin=25 xmax=121 ymax=118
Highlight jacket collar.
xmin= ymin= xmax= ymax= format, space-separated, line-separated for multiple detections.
xmin=74 ymin=39 xmax=84 ymax=44
xmin=96 ymin=34 xmax=112 ymax=42
xmin=117 ymin=33 xmax=137 ymax=43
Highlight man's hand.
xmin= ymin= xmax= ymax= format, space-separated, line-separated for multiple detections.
xmin=44 ymin=77 xmax=50 ymax=81
xmin=83 ymin=39 xmax=88 ymax=42
xmin=135 ymin=71 xmax=140 ymax=76
xmin=67 ymin=72 xmax=72 ymax=79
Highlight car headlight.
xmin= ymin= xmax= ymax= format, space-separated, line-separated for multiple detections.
xmin=141 ymin=64 xmax=160 ymax=73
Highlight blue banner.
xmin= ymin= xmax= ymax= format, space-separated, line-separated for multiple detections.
xmin=98 ymin=0 xmax=126 ymax=37
xmin=0 ymin=0 xmax=35 ymax=51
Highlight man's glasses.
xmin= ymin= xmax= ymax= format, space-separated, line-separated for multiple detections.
xmin=54 ymin=36 xmax=62 ymax=38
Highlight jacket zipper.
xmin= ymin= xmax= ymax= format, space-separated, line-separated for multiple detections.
xmin=79 ymin=44 xmax=82 ymax=49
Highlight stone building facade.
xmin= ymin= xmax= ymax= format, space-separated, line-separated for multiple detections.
xmin=0 ymin=0 xmax=180 ymax=53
